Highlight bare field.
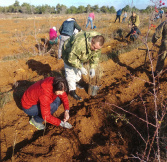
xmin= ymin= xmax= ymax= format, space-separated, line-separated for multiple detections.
xmin=0 ymin=13 xmax=167 ymax=161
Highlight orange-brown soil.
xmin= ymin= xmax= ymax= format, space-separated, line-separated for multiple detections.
xmin=0 ymin=13 xmax=166 ymax=161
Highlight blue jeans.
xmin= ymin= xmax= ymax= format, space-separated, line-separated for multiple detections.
xmin=122 ymin=17 xmax=126 ymax=22
xmin=22 ymin=97 xmax=61 ymax=123
xmin=86 ymin=17 xmax=93 ymax=29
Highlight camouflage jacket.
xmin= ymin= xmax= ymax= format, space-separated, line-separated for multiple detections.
xmin=128 ymin=15 xmax=140 ymax=27
xmin=62 ymin=31 xmax=102 ymax=69
xmin=152 ymin=21 xmax=167 ymax=51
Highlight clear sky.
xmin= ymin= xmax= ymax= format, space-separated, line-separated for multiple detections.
xmin=0 ymin=0 xmax=166 ymax=10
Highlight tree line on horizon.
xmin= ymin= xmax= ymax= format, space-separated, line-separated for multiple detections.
xmin=0 ymin=0 xmax=166 ymax=14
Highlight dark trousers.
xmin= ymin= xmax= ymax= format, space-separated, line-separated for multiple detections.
xmin=125 ymin=28 xmax=134 ymax=38
xmin=115 ymin=15 xmax=121 ymax=22
xmin=22 ymin=97 xmax=61 ymax=123
xmin=125 ymin=27 xmax=141 ymax=38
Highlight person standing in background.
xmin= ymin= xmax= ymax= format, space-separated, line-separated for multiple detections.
xmin=159 ymin=8 xmax=164 ymax=19
xmin=122 ymin=11 xmax=127 ymax=23
xmin=114 ymin=9 xmax=122 ymax=23
xmin=86 ymin=12 xmax=95 ymax=29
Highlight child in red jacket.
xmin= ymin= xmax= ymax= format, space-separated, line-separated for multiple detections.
xmin=21 ymin=77 xmax=72 ymax=130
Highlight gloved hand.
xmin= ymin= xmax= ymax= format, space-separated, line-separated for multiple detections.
xmin=89 ymin=69 xmax=95 ymax=78
xmin=80 ymin=67 xmax=88 ymax=75
xmin=60 ymin=121 xmax=72 ymax=129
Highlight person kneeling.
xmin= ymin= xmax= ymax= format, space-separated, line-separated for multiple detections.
xmin=49 ymin=26 xmax=58 ymax=45
xmin=125 ymin=26 xmax=141 ymax=42
xmin=21 ymin=77 xmax=72 ymax=130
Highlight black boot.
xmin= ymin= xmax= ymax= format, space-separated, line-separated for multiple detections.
xmin=70 ymin=90 xmax=82 ymax=100
xmin=76 ymin=83 xmax=84 ymax=89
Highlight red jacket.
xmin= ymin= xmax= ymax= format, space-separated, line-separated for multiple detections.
xmin=21 ymin=77 xmax=69 ymax=126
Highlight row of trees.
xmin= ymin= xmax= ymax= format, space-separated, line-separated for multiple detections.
xmin=0 ymin=0 xmax=166 ymax=14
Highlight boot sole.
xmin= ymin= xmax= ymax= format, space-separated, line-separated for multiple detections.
xmin=29 ymin=120 xmax=45 ymax=130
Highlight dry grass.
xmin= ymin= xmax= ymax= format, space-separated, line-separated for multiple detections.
xmin=0 ymin=91 xmax=13 ymax=108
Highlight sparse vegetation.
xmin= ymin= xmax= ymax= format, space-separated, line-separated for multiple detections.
xmin=0 ymin=1 xmax=167 ymax=161
xmin=2 ymin=52 xmax=34 ymax=61
xmin=0 ymin=91 xmax=13 ymax=108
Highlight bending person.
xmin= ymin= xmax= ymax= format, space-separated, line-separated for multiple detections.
xmin=21 ymin=77 xmax=72 ymax=130
xmin=86 ymin=12 xmax=95 ymax=29
xmin=58 ymin=18 xmax=81 ymax=59
xmin=62 ymin=31 xmax=105 ymax=100
xmin=49 ymin=26 xmax=58 ymax=44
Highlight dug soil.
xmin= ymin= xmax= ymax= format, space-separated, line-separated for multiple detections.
xmin=0 ymin=13 xmax=166 ymax=161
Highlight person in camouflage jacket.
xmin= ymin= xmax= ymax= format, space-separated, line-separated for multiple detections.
xmin=125 ymin=11 xmax=141 ymax=40
xmin=128 ymin=11 xmax=140 ymax=27
xmin=152 ymin=20 xmax=167 ymax=76
xmin=62 ymin=31 xmax=105 ymax=100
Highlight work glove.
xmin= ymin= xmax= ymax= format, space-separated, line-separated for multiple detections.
xmin=60 ymin=121 xmax=72 ymax=129
xmin=89 ymin=69 xmax=95 ymax=78
xmin=80 ymin=67 xmax=88 ymax=75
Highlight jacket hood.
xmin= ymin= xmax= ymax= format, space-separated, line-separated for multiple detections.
xmin=66 ymin=18 xmax=75 ymax=21
xmin=50 ymin=28 xmax=56 ymax=32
